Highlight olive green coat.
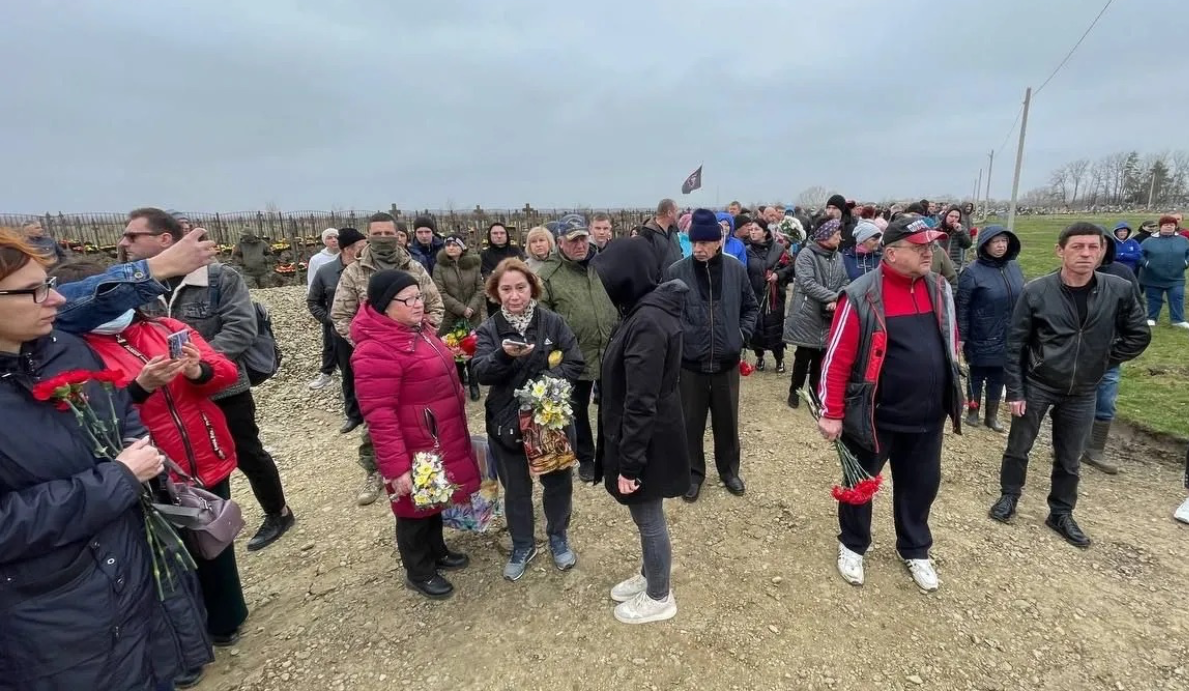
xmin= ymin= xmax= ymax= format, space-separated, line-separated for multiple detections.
xmin=432 ymin=249 xmax=485 ymax=336
xmin=536 ymin=253 xmax=619 ymax=381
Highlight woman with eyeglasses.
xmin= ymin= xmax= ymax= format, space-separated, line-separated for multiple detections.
xmin=0 ymin=229 xmax=212 ymax=690
xmin=350 ymin=270 xmax=481 ymax=600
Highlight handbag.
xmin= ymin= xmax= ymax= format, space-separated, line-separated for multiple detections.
xmin=153 ymin=458 xmax=245 ymax=560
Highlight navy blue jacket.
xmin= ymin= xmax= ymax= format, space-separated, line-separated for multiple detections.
xmin=0 ymin=332 xmax=211 ymax=690
xmin=955 ymin=226 xmax=1025 ymax=368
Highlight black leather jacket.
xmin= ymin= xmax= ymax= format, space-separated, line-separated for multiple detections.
xmin=1004 ymin=272 xmax=1150 ymax=400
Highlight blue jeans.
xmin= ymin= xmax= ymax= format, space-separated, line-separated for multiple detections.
xmin=1145 ymin=284 xmax=1185 ymax=324
xmin=1094 ymin=366 xmax=1121 ymax=422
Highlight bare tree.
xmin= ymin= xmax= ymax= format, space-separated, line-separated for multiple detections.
xmin=797 ymin=186 xmax=830 ymax=208
xmin=1102 ymin=152 xmax=1131 ymax=203
xmin=1067 ymin=158 xmax=1090 ymax=207
xmin=1049 ymin=165 xmax=1071 ymax=205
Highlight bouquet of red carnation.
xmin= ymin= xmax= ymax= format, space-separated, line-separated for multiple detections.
xmin=32 ymin=368 xmax=196 ymax=598
xmin=798 ymin=388 xmax=883 ymax=505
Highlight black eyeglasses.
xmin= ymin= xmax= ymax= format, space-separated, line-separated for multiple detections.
xmin=392 ymin=294 xmax=424 ymax=306
xmin=0 ymin=276 xmax=57 ymax=303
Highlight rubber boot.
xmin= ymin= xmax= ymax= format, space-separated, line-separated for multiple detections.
xmin=466 ymin=361 xmax=481 ymax=402
xmin=1081 ymin=419 xmax=1117 ymax=474
xmin=984 ymin=400 xmax=1006 ymax=433
xmin=965 ymin=402 xmax=981 ymax=428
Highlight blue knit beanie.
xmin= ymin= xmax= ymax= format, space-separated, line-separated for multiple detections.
xmin=689 ymin=209 xmax=722 ymax=242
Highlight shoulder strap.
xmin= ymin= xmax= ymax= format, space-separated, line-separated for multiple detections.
xmin=207 ymin=263 xmax=223 ymax=308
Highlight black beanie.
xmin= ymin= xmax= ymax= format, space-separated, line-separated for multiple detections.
xmin=367 ymin=270 xmax=420 ymax=312
xmin=826 ymin=194 xmax=847 ymax=211
xmin=337 ymin=227 xmax=365 ymax=249
xmin=413 ymin=215 xmax=437 ymax=233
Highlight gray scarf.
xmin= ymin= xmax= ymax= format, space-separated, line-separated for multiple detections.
xmin=501 ymin=299 xmax=536 ymax=336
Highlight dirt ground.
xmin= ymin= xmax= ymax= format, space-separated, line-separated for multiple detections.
xmin=196 ymin=287 xmax=1189 ymax=691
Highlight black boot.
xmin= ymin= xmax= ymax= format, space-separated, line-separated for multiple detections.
xmin=984 ymin=400 xmax=1006 ymax=433
xmin=964 ymin=405 xmax=981 ymax=428
xmin=466 ymin=361 xmax=481 ymax=402
xmin=406 ymin=574 xmax=455 ymax=599
xmin=775 ymin=359 xmax=786 ymax=374
xmin=247 ymin=509 xmax=295 ymax=551
xmin=1045 ymin=513 xmax=1091 ymax=548
xmin=988 ymin=495 xmax=1017 ymax=523
xmin=787 ymin=384 xmax=801 ymax=409
xmin=755 ymin=356 xmax=766 ymax=372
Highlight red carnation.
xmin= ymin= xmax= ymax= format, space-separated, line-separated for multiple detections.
xmin=739 ymin=361 xmax=754 ymax=377
xmin=459 ymin=332 xmax=478 ymax=357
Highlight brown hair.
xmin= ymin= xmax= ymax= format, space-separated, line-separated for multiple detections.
xmin=49 ymin=259 xmax=108 ymax=285
xmin=128 ymin=207 xmax=183 ymax=239
xmin=590 ymin=212 xmax=612 ymax=224
xmin=0 ymin=228 xmax=51 ymax=283
xmin=484 ymin=257 xmax=542 ymax=303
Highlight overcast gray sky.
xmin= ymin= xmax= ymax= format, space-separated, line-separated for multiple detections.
xmin=2 ymin=0 xmax=1182 ymax=212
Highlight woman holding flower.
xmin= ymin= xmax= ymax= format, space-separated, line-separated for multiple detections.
xmin=53 ymin=260 xmax=248 ymax=685
xmin=351 ymin=270 xmax=481 ymax=600
xmin=471 ymin=258 xmax=584 ymax=582
xmin=0 ymin=230 xmax=210 ymax=689
xmin=432 ymin=233 xmax=485 ymax=401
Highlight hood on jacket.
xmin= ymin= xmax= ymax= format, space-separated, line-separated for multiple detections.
xmin=435 ymin=248 xmax=480 ymax=270
xmin=631 ymin=279 xmax=688 ymax=318
xmin=1112 ymin=221 xmax=1132 ymax=240
xmin=594 ymin=237 xmax=665 ymax=311
xmin=976 ymin=225 xmax=1021 ymax=262
xmin=715 ymin=212 xmax=735 ymax=234
xmin=349 ymin=302 xmax=425 ymax=350
xmin=1100 ymin=227 xmax=1118 ymax=266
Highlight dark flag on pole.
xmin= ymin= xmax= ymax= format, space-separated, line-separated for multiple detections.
xmin=681 ymin=165 xmax=703 ymax=195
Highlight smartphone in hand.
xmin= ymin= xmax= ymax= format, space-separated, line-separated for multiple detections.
xmin=167 ymin=330 xmax=190 ymax=359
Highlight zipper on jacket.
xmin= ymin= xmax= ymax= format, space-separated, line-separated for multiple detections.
xmin=421 ymin=330 xmax=470 ymax=415
xmin=705 ymin=261 xmax=715 ymax=369
xmin=115 ymin=336 xmax=201 ymax=479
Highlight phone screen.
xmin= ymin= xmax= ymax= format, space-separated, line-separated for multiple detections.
xmin=167 ymin=330 xmax=190 ymax=359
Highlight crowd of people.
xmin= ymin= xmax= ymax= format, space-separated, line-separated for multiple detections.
xmin=1 ymin=198 xmax=1186 ymax=689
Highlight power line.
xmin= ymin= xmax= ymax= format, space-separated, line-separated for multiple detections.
xmin=1034 ymin=0 xmax=1116 ymax=96
xmin=995 ymin=105 xmax=1023 ymax=157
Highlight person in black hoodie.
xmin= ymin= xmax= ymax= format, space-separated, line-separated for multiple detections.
xmin=479 ymin=222 xmax=524 ymax=316
xmin=409 ymin=216 xmax=445 ymax=275
xmin=827 ymin=194 xmax=859 ymax=249
xmin=1080 ymin=226 xmax=1143 ymax=475
xmin=664 ymin=209 xmax=759 ymax=502
xmin=594 ymin=238 xmax=690 ymax=625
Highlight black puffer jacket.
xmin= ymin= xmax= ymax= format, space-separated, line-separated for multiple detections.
xmin=665 ymin=252 xmax=759 ymax=373
xmin=0 ymin=332 xmax=211 ymax=690
xmin=471 ymin=305 xmax=585 ymax=451
xmin=1005 ymin=272 xmax=1151 ymax=400
xmin=594 ymin=238 xmax=691 ymax=503
xmin=638 ymin=219 xmax=684 ymax=280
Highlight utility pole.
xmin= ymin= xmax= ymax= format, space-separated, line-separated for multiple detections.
xmin=984 ymin=150 xmax=994 ymax=220
xmin=1147 ymin=166 xmax=1158 ymax=208
xmin=973 ymin=169 xmax=983 ymax=216
xmin=1006 ymin=87 xmax=1032 ymax=232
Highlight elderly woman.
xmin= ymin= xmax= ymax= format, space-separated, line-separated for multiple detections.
xmin=595 ymin=239 xmax=689 ymax=624
xmin=54 ymin=260 xmax=249 ymax=689
xmin=745 ymin=221 xmax=793 ymax=372
xmin=471 ymin=258 xmax=584 ymax=582
xmin=783 ymin=218 xmax=849 ymax=408
xmin=433 ymin=234 xmax=486 ymax=401
xmin=0 ymin=230 xmax=211 ymax=690
xmin=351 ymin=270 xmax=481 ymax=600
xmin=524 ymin=226 xmax=556 ymax=272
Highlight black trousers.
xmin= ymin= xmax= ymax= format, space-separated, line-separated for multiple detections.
xmin=838 ymin=426 xmax=943 ymax=560
xmin=395 ymin=513 xmax=450 ymax=581
xmin=333 ymin=333 xmax=361 ymax=424
xmin=999 ymin=386 xmax=1096 ymax=515
xmin=571 ymin=379 xmax=596 ymax=467
xmin=319 ymin=322 xmax=336 ymax=376
xmin=488 ymin=437 xmax=573 ymax=552
xmin=214 ymin=390 xmax=288 ymax=515
xmin=967 ymin=365 xmax=1005 ymax=410
xmin=679 ymin=368 xmax=741 ymax=484
xmin=190 ymin=478 xmax=248 ymax=637
xmin=789 ymin=346 xmax=824 ymax=399
xmin=753 ymin=346 xmax=785 ymax=363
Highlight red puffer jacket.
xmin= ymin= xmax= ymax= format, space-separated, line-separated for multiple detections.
xmin=351 ymin=304 xmax=480 ymax=519
xmin=85 ymin=317 xmax=239 ymax=487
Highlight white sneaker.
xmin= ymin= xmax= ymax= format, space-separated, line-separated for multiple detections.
xmin=1146 ymin=320 xmax=1157 ymax=327
xmin=837 ymin=544 xmax=865 ymax=586
xmin=1173 ymin=322 xmax=1189 ymax=330
xmin=905 ymin=558 xmax=940 ymax=592
xmin=308 ymin=373 xmax=333 ymax=390
xmin=610 ymin=574 xmax=648 ymax=603
xmin=613 ymin=590 xmax=677 ymax=625
xmin=1175 ymin=497 xmax=1189 ymax=525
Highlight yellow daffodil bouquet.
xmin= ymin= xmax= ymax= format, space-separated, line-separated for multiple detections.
xmin=514 ymin=375 xmax=574 ymax=430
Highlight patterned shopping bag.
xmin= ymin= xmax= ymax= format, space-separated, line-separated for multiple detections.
xmin=442 ymin=435 xmax=502 ymax=533
xmin=518 ymin=411 xmax=577 ymax=477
